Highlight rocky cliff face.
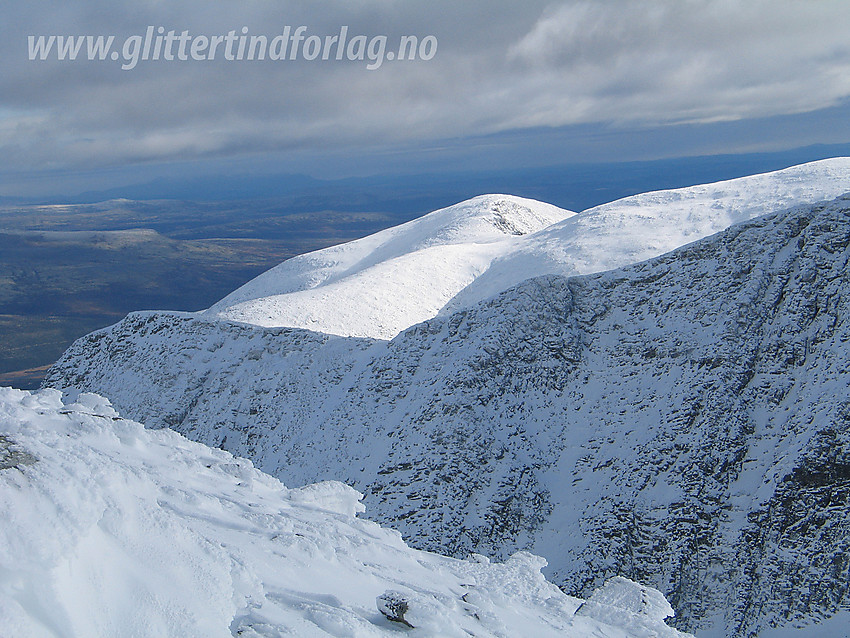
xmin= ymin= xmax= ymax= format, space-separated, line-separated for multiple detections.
xmin=45 ymin=195 xmax=850 ymax=636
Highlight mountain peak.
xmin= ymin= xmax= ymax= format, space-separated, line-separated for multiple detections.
xmin=203 ymin=194 xmax=574 ymax=339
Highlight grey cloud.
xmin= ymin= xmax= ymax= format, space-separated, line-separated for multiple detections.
xmin=1 ymin=0 xmax=849 ymax=173
xmin=506 ymin=0 xmax=850 ymax=126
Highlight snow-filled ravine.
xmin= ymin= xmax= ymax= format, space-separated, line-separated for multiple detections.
xmin=0 ymin=387 xmax=691 ymax=638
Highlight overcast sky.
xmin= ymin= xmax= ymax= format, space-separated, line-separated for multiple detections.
xmin=2 ymin=0 xmax=850 ymax=198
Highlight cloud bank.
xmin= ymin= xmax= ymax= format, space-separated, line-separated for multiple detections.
xmin=2 ymin=0 xmax=849 ymax=173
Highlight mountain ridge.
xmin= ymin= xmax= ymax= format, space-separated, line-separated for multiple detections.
xmin=43 ymin=162 xmax=850 ymax=636
xmin=46 ymin=189 xmax=850 ymax=636
xmin=204 ymin=194 xmax=574 ymax=339
xmin=205 ymin=159 xmax=850 ymax=339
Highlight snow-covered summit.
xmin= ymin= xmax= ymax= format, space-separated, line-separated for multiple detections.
xmin=0 ymin=387 xmax=689 ymax=638
xmin=204 ymin=194 xmax=573 ymax=339
xmin=205 ymin=159 xmax=850 ymax=339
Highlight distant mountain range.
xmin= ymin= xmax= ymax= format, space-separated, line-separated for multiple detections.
xmin=12 ymin=143 xmax=850 ymax=213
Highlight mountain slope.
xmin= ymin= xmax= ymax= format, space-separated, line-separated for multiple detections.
xmin=0 ymin=387 xmax=690 ymax=638
xmin=46 ymin=190 xmax=850 ymax=636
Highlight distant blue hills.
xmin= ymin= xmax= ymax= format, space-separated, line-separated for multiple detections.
xmin=14 ymin=142 xmax=850 ymax=219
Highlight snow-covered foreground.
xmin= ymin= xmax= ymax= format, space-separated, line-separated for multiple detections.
xmin=205 ymin=159 xmax=850 ymax=339
xmin=0 ymin=387 xmax=690 ymax=638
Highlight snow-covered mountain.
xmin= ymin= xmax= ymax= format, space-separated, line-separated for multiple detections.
xmin=204 ymin=194 xmax=574 ymax=339
xmin=45 ymin=160 xmax=850 ymax=636
xmin=206 ymin=159 xmax=850 ymax=339
xmin=0 ymin=387 xmax=690 ymax=638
